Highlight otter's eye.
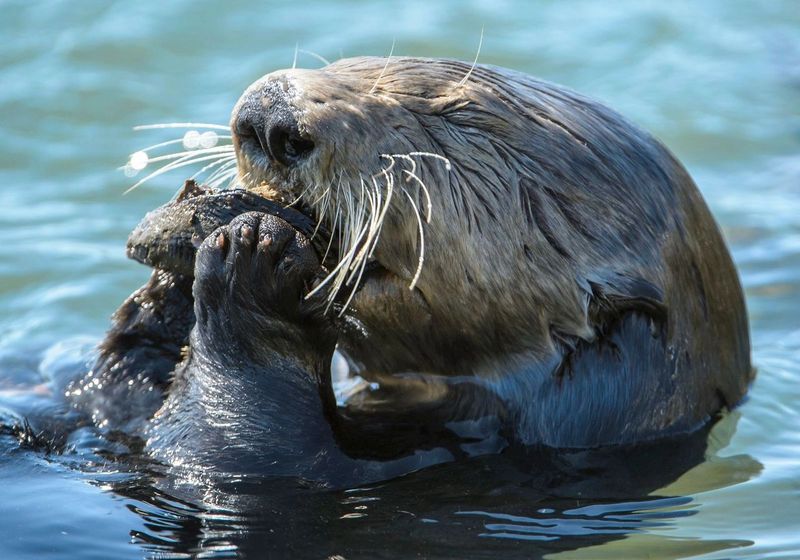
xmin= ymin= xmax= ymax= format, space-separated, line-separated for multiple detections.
xmin=268 ymin=125 xmax=314 ymax=167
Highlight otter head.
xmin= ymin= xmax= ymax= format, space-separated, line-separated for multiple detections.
xmin=229 ymin=57 xmax=617 ymax=366
xmin=230 ymin=58 xmax=464 ymax=304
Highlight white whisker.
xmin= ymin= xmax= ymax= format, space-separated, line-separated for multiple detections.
xmin=207 ymin=166 xmax=239 ymax=190
xmin=345 ymin=180 xmax=371 ymax=283
xmin=191 ymin=155 xmax=238 ymax=180
xmin=134 ymin=123 xmax=229 ymax=131
xmin=363 ymin=178 xmax=384 ymax=259
xmin=401 ymin=187 xmax=426 ymax=290
xmin=320 ymin=197 xmax=341 ymax=266
xmin=205 ymin=158 xmax=239 ymax=183
xmin=312 ymin=186 xmax=331 ymax=239
xmin=300 ymin=149 xmax=451 ymax=313
xmin=457 ymin=27 xmax=484 ymax=88
xmin=378 ymin=153 xmax=397 ymax=176
xmin=137 ymin=138 xmax=187 ymax=154
xmin=360 ymin=174 xmax=389 ymax=263
xmin=369 ymin=39 xmax=396 ymax=95
xmin=402 ymin=170 xmax=432 ymax=223
xmin=146 ymin=146 xmax=234 ymax=165
xmin=309 ymin=209 xmax=370 ymax=299
xmin=299 ymin=49 xmax=331 ymax=66
xmin=406 ymin=151 xmax=453 ymax=171
xmin=125 ymin=119 xmax=236 ymax=191
xmin=124 ymin=153 xmax=236 ymax=194
xmin=339 ymin=247 xmax=371 ymax=316
xmin=285 ymin=182 xmax=315 ymax=208
xmin=383 ymin=153 xmax=433 ymax=223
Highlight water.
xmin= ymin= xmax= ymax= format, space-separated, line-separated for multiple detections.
xmin=1 ymin=0 xmax=799 ymax=557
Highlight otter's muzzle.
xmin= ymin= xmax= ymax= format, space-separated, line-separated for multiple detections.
xmin=231 ymin=76 xmax=315 ymax=169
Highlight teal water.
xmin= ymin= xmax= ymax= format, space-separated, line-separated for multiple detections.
xmin=1 ymin=1 xmax=799 ymax=558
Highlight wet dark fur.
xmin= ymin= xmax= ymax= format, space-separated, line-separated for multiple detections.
xmin=275 ymin=58 xmax=752 ymax=447
xmin=72 ymin=57 xmax=752 ymax=482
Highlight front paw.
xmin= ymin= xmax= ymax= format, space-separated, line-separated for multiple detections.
xmin=193 ymin=211 xmax=324 ymax=328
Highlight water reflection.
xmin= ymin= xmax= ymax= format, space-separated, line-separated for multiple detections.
xmin=87 ymin=412 xmax=760 ymax=559
xmin=1 ymin=1 xmax=798 ymax=557
xmin=0 ymin=344 xmax=764 ymax=559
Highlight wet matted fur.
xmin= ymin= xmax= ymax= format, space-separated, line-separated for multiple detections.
xmin=78 ymin=57 xmax=752 ymax=481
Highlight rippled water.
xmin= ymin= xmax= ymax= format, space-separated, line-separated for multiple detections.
xmin=1 ymin=1 xmax=799 ymax=558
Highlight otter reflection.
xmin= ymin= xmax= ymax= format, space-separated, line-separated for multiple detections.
xmin=107 ymin=414 xmax=756 ymax=559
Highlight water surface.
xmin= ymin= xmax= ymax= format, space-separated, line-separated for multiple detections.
xmin=1 ymin=1 xmax=799 ymax=558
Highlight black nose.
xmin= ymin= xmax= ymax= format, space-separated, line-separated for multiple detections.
xmin=233 ymin=81 xmax=315 ymax=168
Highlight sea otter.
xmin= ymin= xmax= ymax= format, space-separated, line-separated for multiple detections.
xmin=72 ymin=57 xmax=752 ymax=481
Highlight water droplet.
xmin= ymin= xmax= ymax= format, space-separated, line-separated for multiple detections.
xmin=183 ymin=130 xmax=201 ymax=149
xmin=129 ymin=150 xmax=149 ymax=170
xmin=199 ymin=130 xmax=219 ymax=148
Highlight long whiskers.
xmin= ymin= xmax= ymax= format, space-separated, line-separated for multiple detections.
xmin=134 ymin=123 xmax=230 ymax=131
xmin=298 ymin=49 xmax=332 ymax=67
xmin=127 ymin=121 xmax=453 ymax=317
xmin=206 ymin=160 xmax=240 ymax=189
xmin=123 ymin=123 xmax=236 ymax=193
xmin=304 ymin=151 xmax=451 ymax=315
xmin=401 ymin=186 xmax=426 ymax=290
xmin=457 ymin=27 xmax=484 ymax=88
xmin=124 ymin=152 xmax=235 ymax=194
xmin=369 ymin=39 xmax=396 ymax=95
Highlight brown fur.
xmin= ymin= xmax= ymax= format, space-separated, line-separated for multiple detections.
xmin=230 ymin=57 xmax=752 ymax=447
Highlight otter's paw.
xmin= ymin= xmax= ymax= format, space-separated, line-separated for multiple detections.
xmin=193 ymin=211 xmax=322 ymax=327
